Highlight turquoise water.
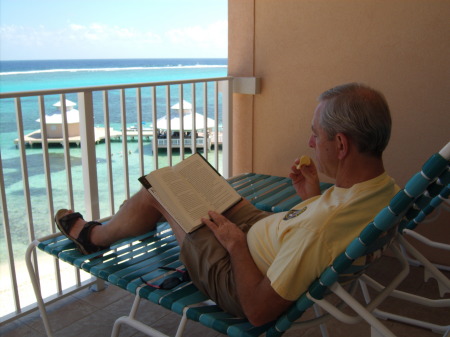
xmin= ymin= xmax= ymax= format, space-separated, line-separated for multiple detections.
xmin=0 ymin=58 xmax=227 ymax=257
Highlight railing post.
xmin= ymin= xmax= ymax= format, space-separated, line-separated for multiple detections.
xmin=220 ymin=79 xmax=233 ymax=178
xmin=78 ymin=91 xmax=100 ymax=220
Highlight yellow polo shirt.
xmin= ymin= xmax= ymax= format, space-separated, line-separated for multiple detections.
xmin=246 ymin=172 xmax=399 ymax=301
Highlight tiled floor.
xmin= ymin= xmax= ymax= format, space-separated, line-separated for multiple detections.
xmin=1 ymin=256 xmax=449 ymax=337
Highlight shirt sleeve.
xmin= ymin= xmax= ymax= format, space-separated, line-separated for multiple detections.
xmin=266 ymin=227 xmax=333 ymax=301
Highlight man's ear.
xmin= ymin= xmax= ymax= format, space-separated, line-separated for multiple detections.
xmin=335 ymin=133 xmax=349 ymax=160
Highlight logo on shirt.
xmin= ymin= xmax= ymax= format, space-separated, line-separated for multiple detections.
xmin=283 ymin=207 xmax=307 ymax=220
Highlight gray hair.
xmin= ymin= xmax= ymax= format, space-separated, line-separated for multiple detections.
xmin=318 ymin=83 xmax=392 ymax=157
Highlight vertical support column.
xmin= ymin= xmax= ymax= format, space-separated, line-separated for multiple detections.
xmin=203 ymin=82 xmax=208 ymax=160
xmin=179 ymin=84 xmax=185 ymax=160
xmin=78 ymin=91 xmax=100 ymax=220
xmin=0 ymin=152 xmax=21 ymax=313
xmin=151 ymin=86 xmax=159 ymax=169
xmin=136 ymin=88 xmax=145 ymax=176
xmin=120 ymin=89 xmax=130 ymax=199
xmin=228 ymin=0 xmax=256 ymax=175
xmin=166 ymin=85 xmax=173 ymax=166
xmin=102 ymin=91 xmax=115 ymax=215
xmin=214 ymin=81 xmax=219 ymax=169
xmin=219 ymin=79 xmax=233 ymax=178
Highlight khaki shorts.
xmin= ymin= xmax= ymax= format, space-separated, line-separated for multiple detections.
xmin=179 ymin=202 xmax=271 ymax=317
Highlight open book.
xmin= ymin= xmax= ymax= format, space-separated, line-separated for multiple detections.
xmin=139 ymin=153 xmax=242 ymax=233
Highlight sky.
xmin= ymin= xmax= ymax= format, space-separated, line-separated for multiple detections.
xmin=0 ymin=0 xmax=228 ymax=60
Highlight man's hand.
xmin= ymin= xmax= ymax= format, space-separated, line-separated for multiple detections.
xmin=289 ymin=157 xmax=321 ymax=200
xmin=202 ymin=211 xmax=246 ymax=253
xmin=202 ymin=210 xmax=293 ymax=326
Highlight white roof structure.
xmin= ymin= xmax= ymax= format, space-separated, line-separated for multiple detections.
xmin=52 ymin=99 xmax=77 ymax=109
xmin=171 ymin=100 xmax=192 ymax=112
xmin=156 ymin=113 xmax=215 ymax=131
xmin=36 ymin=109 xmax=80 ymax=124
xmin=36 ymin=100 xmax=79 ymax=124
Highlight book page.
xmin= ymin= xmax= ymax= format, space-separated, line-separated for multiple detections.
xmin=176 ymin=157 xmax=239 ymax=212
xmin=154 ymin=169 xmax=212 ymax=222
xmin=141 ymin=153 xmax=242 ymax=233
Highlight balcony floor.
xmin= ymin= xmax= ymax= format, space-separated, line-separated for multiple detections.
xmin=1 ymin=256 xmax=449 ymax=337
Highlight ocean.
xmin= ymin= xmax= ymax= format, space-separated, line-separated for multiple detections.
xmin=0 ymin=59 xmax=227 ymax=289
xmin=0 ymin=58 xmax=227 ymax=91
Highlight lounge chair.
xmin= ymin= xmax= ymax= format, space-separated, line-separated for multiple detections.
xmin=26 ymin=142 xmax=449 ymax=337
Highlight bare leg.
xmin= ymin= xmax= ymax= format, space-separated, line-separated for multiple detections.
xmin=62 ymin=187 xmax=188 ymax=247
xmin=61 ymin=189 xmax=253 ymax=250
xmin=91 ymin=188 xmax=165 ymax=246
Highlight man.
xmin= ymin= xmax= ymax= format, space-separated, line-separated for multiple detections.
xmin=56 ymin=83 xmax=398 ymax=326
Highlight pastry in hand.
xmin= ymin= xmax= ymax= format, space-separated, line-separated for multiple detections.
xmin=296 ymin=155 xmax=311 ymax=169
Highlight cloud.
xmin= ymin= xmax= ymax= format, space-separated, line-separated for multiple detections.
xmin=65 ymin=23 xmax=156 ymax=43
xmin=0 ymin=20 xmax=227 ymax=59
xmin=69 ymin=24 xmax=84 ymax=31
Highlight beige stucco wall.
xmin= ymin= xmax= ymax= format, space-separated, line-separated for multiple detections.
xmin=228 ymin=0 xmax=449 ymax=263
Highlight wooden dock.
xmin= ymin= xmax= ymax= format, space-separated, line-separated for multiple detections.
xmin=121 ymin=130 xmax=154 ymax=140
xmin=15 ymin=128 xmax=221 ymax=148
xmin=14 ymin=127 xmax=123 ymax=147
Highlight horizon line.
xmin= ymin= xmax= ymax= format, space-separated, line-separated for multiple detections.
xmin=1 ymin=57 xmax=229 ymax=62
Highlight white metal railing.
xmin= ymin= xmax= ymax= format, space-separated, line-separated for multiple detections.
xmin=0 ymin=76 xmax=233 ymax=323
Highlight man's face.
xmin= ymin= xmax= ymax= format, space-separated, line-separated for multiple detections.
xmin=308 ymin=102 xmax=339 ymax=178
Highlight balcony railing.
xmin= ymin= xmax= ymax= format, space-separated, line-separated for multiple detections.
xmin=0 ymin=76 xmax=233 ymax=323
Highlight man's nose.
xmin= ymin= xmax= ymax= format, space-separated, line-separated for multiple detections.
xmin=308 ymin=135 xmax=315 ymax=148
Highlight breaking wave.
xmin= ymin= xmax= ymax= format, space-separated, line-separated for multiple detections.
xmin=1 ymin=64 xmax=227 ymax=76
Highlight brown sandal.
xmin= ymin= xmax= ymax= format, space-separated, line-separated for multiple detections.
xmin=55 ymin=209 xmax=107 ymax=255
